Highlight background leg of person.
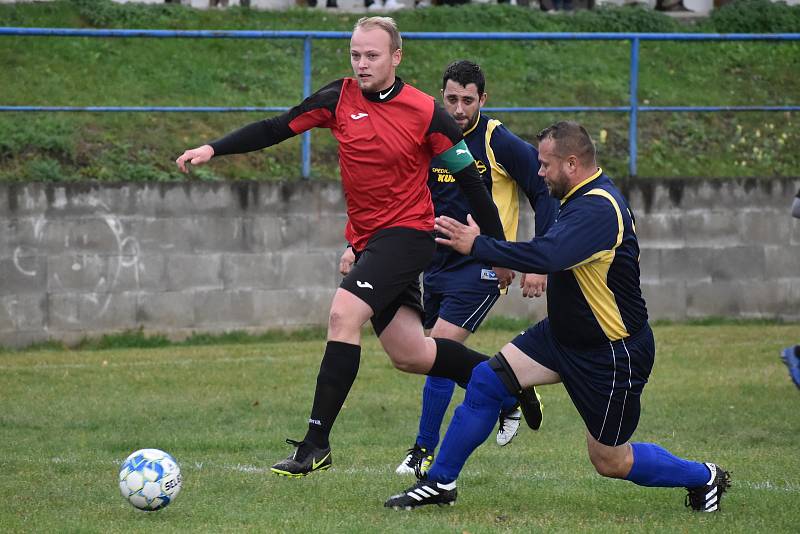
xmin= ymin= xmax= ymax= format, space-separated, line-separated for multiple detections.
xmin=415 ymin=376 xmax=456 ymax=451
xmin=780 ymin=345 xmax=800 ymax=389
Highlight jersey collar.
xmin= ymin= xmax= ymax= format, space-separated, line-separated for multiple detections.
xmin=561 ymin=167 xmax=603 ymax=204
xmin=462 ymin=112 xmax=482 ymax=137
xmin=362 ymin=77 xmax=404 ymax=103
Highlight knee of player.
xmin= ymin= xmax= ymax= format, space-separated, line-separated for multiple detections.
xmin=328 ymin=309 xmax=355 ymax=336
xmin=466 ymin=361 xmax=509 ymax=402
xmin=388 ymin=354 xmax=419 ymax=373
xmin=588 ymin=450 xmax=628 ymax=479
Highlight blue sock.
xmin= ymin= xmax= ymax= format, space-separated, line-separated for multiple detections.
xmin=427 ymin=362 xmax=515 ymax=484
xmin=625 ymin=442 xmax=711 ymax=488
xmin=415 ymin=376 xmax=456 ymax=450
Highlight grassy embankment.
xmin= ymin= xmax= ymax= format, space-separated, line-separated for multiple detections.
xmin=0 ymin=0 xmax=798 ymax=182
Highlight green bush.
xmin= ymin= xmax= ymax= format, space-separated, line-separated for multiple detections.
xmin=71 ymin=0 xmax=195 ymax=28
xmin=569 ymin=5 xmax=680 ymax=33
xmin=708 ymin=0 xmax=800 ymax=33
xmin=0 ymin=117 xmax=75 ymax=161
xmin=24 ymin=157 xmax=67 ymax=181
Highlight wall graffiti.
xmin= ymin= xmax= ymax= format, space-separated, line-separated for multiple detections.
xmin=11 ymin=198 xmax=142 ymax=324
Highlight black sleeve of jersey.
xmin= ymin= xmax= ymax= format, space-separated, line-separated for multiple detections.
xmin=428 ymin=102 xmax=505 ymax=240
xmin=210 ymin=117 xmax=294 ymax=156
xmin=452 ymin=163 xmax=506 ymax=241
xmin=210 ymin=79 xmax=342 ymax=156
xmin=428 ymin=101 xmax=464 ymax=148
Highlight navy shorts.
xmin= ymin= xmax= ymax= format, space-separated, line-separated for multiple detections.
xmin=423 ymin=288 xmax=499 ymax=333
xmin=340 ymin=227 xmax=435 ymax=337
xmin=510 ymin=318 xmax=655 ymax=446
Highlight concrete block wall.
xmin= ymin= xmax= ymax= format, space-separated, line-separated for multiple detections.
xmin=1 ymin=178 xmax=799 ymax=348
xmin=0 ymin=181 xmax=346 ymax=347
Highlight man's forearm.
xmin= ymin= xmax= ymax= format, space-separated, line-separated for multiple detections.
xmin=471 ymin=235 xmax=557 ymax=275
xmin=210 ymin=114 xmax=295 ymax=156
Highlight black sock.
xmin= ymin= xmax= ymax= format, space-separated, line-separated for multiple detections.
xmin=304 ymin=341 xmax=361 ymax=449
xmin=427 ymin=338 xmax=490 ymax=385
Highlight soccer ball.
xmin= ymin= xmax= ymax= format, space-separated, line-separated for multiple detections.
xmin=118 ymin=448 xmax=182 ymax=511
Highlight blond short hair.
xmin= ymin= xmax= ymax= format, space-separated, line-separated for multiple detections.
xmin=354 ymin=16 xmax=402 ymax=52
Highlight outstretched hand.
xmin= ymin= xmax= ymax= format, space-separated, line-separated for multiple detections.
xmin=436 ymin=214 xmax=515 ymax=289
xmin=175 ymin=144 xmax=214 ymax=173
xmin=434 ymin=214 xmax=480 ymax=255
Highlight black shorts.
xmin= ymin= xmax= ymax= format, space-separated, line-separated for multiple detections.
xmin=340 ymin=227 xmax=435 ymax=336
xmin=510 ymin=319 xmax=655 ymax=446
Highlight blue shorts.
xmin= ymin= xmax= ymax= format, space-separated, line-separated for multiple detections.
xmin=510 ymin=319 xmax=655 ymax=446
xmin=423 ymin=288 xmax=499 ymax=333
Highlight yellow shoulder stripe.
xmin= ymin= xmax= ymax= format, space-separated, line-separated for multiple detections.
xmin=570 ymin=187 xmax=628 ymax=341
xmin=485 ymin=119 xmax=519 ymax=241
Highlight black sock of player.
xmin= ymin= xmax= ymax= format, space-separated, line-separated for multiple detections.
xmin=427 ymin=337 xmax=490 ymax=385
xmin=304 ymin=341 xmax=361 ymax=449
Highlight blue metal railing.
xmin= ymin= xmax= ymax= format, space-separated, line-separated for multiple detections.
xmin=1 ymin=27 xmax=798 ymax=177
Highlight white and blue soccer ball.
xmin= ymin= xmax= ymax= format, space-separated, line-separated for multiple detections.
xmin=118 ymin=448 xmax=182 ymax=511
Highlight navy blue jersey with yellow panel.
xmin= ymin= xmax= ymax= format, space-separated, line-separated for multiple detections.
xmin=425 ymin=113 xmax=558 ymax=293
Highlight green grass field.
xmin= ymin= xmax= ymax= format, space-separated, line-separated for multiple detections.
xmin=1 ymin=321 xmax=799 ymax=532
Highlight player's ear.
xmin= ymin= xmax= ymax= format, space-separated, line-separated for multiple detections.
xmin=479 ymin=92 xmax=487 ymax=108
xmin=392 ymin=48 xmax=402 ymax=67
xmin=567 ymin=155 xmax=578 ymax=171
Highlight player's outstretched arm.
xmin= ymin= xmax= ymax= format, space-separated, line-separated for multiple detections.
xmin=175 ymin=144 xmax=214 ymax=173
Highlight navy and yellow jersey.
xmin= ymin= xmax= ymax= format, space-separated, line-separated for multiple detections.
xmin=425 ymin=114 xmax=558 ymax=292
xmin=471 ymin=169 xmax=648 ymax=350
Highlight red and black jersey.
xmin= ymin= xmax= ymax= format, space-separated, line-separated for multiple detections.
xmin=210 ymin=77 xmax=479 ymax=250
